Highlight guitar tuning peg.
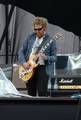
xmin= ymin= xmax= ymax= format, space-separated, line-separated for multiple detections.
xmin=53 ymin=32 xmax=64 ymax=40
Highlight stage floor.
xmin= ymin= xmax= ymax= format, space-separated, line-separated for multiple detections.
xmin=0 ymin=97 xmax=80 ymax=120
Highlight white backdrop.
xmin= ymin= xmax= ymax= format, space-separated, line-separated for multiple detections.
xmin=0 ymin=4 xmax=80 ymax=64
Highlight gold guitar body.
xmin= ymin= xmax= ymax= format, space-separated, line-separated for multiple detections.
xmin=19 ymin=54 xmax=38 ymax=82
xmin=19 ymin=66 xmax=33 ymax=81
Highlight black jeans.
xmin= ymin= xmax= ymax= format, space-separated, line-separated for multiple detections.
xmin=26 ymin=65 xmax=48 ymax=96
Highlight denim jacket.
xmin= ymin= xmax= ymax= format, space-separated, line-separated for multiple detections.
xmin=18 ymin=33 xmax=57 ymax=77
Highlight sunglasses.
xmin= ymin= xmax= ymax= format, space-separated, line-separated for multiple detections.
xmin=34 ymin=27 xmax=43 ymax=31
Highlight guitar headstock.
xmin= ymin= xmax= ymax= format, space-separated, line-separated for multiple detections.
xmin=53 ymin=32 xmax=64 ymax=40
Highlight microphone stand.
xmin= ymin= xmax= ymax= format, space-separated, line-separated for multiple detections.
xmin=48 ymin=62 xmax=58 ymax=97
xmin=53 ymin=62 xmax=58 ymax=90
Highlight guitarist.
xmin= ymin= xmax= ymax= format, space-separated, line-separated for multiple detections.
xmin=18 ymin=17 xmax=57 ymax=96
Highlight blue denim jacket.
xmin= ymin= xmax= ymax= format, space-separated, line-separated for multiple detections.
xmin=18 ymin=33 xmax=57 ymax=77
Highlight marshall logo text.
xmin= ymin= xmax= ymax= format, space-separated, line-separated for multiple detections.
xmin=59 ymin=78 xmax=73 ymax=84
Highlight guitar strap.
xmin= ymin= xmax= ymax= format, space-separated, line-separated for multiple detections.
xmin=35 ymin=36 xmax=50 ymax=54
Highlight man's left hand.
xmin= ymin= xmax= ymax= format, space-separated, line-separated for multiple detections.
xmin=39 ymin=52 xmax=47 ymax=60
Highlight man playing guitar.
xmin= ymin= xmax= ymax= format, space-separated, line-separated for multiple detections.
xmin=18 ymin=17 xmax=57 ymax=96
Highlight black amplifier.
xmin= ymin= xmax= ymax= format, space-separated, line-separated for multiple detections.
xmin=52 ymin=74 xmax=81 ymax=90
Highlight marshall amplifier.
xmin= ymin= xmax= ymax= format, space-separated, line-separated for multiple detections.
xmin=49 ymin=54 xmax=81 ymax=90
xmin=52 ymin=74 xmax=81 ymax=90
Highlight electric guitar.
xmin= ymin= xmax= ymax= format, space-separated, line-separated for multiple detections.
xmin=19 ymin=33 xmax=63 ymax=82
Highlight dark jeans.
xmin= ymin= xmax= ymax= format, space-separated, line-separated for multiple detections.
xmin=26 ymin=65 xmax=48 ymax=96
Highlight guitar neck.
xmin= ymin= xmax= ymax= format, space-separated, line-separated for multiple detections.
xmin=40 ymin=39 xmax=53 ymax=53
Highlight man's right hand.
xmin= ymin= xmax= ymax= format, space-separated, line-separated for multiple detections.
xmin=23 ymin=62 xmax=30 ymax=70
